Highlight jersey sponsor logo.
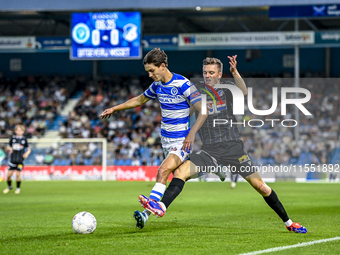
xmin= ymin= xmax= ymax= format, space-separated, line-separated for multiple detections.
xmin=238 ymin=155 xmax=249 ymax=163
xmin=158 ymin=94 xmax=183 ymax=103
xmin=12 ymin=144 xmax=23 ymax=150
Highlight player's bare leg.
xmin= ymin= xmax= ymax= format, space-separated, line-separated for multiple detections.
xmin=3 ymin=170 xmax=14 ymax=194
xmin=135 ymin=154 xmax=182 ymax=228
xmin=140 ymin=160 xmax=193 ymax=218
xmin=15 ymin=171 xmax=22 ymax=194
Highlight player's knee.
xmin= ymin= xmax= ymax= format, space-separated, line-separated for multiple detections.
xmin=156 ymin=166 xmax=172 ymax=182
xmin=173 ymin=161 xmax=190 ymax=181
xmin=257 ymin=183 xmax=271 ymax=196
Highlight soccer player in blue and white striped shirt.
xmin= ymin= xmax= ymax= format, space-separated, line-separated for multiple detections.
xmin=100 ymin=48 xmax=208 ymax=229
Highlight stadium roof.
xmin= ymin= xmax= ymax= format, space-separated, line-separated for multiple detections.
xmin=0 ymin=0 xmax=338 ymax=11
xmin=0 ymin=1 xmax=339 ymax=36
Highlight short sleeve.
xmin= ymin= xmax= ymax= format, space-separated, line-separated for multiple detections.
xmin=143 ymin=82 xmax=157 ymax=99
xmin=181 ymin=81 xmax=202 ymax=105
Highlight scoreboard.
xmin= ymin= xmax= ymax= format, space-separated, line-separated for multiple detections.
xmin=70 ymin=12 xmax=141 ymax=60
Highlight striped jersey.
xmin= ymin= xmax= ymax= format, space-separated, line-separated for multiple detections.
xmin=143 ymin=73 xmax=201 ymax=145
xmin=195 ymin=81 xmax=240 ymax=144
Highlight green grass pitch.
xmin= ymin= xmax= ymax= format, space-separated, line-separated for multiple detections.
xmin=1 ymin=181 xmax=339 ymax=255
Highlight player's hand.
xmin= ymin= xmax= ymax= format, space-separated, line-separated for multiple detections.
xmin=23 ymin=153 xmax=28 ymax=159
xmin=99 ymin=107 xmax=116 ymax=119
xmin=228 ymin=55 xmax=238 ymax=74
xmin=182 ymin=131 xmax=195 ymax=153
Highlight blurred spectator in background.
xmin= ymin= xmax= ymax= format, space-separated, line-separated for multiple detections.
xmin=35 ymin=152 xmax=44 ymax=165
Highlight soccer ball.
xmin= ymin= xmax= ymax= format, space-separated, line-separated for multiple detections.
xmin=72 ymin=212 xmax=97 ymax=234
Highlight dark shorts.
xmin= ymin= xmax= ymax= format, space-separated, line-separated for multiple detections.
xmin=8 ymin=163 xmax=24 ymax=171
xmin=189 ymin=140 xmax=257 ymax=178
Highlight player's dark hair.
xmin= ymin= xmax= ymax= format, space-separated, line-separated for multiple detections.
xmin=143 ymin=48 xmax=168 ymax=67
xmin=203 ymin=57 xmax=223 ymax=73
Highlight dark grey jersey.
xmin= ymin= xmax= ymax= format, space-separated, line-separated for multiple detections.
xmin=195 ymin=81 xmax=241 ymax=144
xmin=8 ymin=135 xmax=29 ymax=164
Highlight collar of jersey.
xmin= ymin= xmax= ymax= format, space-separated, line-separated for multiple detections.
xmin=162 ymin=73 xmax=175 ymax=85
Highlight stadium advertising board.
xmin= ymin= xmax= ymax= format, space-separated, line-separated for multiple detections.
xmin=179 ymin=32 xmax=314 ymax=47
xmin=0 ymin=166 xmax=167 ymax=181
xmin=0 ymin=37 xmax=35 ymax=49
xmin=36 ymin=36 xmax=71 ymax=50
xmin=70 ymin=12 xmax=141 ymax=60
xmin=270 ymin=4 xmax=340 ymax=19
xmin=0 ymin=165 xmax=336 ymax=182
xmin=315 ymin=31 xmax=340 ymax=45
xmin=142 ymin=35 xmax=178 ymax=48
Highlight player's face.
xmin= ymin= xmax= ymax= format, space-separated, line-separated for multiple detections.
xmin=144 ymin=63 xmax=166 ymax=82
xmin=203 ymin=64 xmax=222 ymax=86
xmin=15 ymin=127 xmax=24 ymax=136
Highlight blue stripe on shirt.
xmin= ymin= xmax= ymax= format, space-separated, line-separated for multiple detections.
xmin=191 ymin=97 xmax=202 ymax=105
xmin=143 ymin=91 xmax=156 ymax=99
xmin=162 ymin=116 xmax=189 ymax=125
xmin=160 ymin=101 xmax=189 ymax=110
xmin=161 ymin=129 xmax=190 ymax=138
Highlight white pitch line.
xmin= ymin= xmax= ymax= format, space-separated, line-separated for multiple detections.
xmin=239 ymin=236 xmax=340 ymax=255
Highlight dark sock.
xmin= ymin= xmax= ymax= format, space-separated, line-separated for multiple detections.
xmin=161 ymin=178 xmax=185 ymax=208
xmin=17 ymin=181 xmax=21 ymax=189
xmin=263 ymin=189 xmax=289 ymax=222
xmin=231 ymin=174 xmax=239 ymax=183
xmin=7 ymin=180 xmax=12 ymax=188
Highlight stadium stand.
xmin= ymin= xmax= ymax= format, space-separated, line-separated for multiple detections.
xmin=1 ymin=71 xmax=339 ymax=167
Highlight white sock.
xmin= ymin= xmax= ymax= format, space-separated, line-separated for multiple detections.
xmin=284 ymin=219 xmax=293 ymax=227
xmin=142 ymin=210 xmax=150 ymax=220
xmin=149 ymin=182 xmax=166 ymax=202
xmin=159 ymin=202 xmax=166 ymax=211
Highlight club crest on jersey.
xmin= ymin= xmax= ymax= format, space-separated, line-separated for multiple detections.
xmin=217 ymin=90 xmax=224 ymax=96
xmin=171 ymin=87 xmax=178 ymax=95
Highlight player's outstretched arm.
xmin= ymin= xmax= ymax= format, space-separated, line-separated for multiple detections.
xmin=228 ymin=55 xmax=247 ymax=96
xmin=182 ymin=101 xmax=208 ymax=152
xmin=100 ymin=94 xmax=150 ymax=119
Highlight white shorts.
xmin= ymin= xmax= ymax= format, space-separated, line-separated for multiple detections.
xmin=163 ymin=141 xmax=190 ymax=163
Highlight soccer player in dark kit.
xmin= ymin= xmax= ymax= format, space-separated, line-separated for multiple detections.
xmin=138 ymin=56 xmax=307 ymax=234
xmin=3 ymin=125 xmax=31 ymax=194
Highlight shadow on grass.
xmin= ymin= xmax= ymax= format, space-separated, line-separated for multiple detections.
xmin=0 ymin=222 xmax=186 ymax=243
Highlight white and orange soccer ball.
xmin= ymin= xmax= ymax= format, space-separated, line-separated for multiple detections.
xmin=72 ymin=212 xmax=97 ymax=234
